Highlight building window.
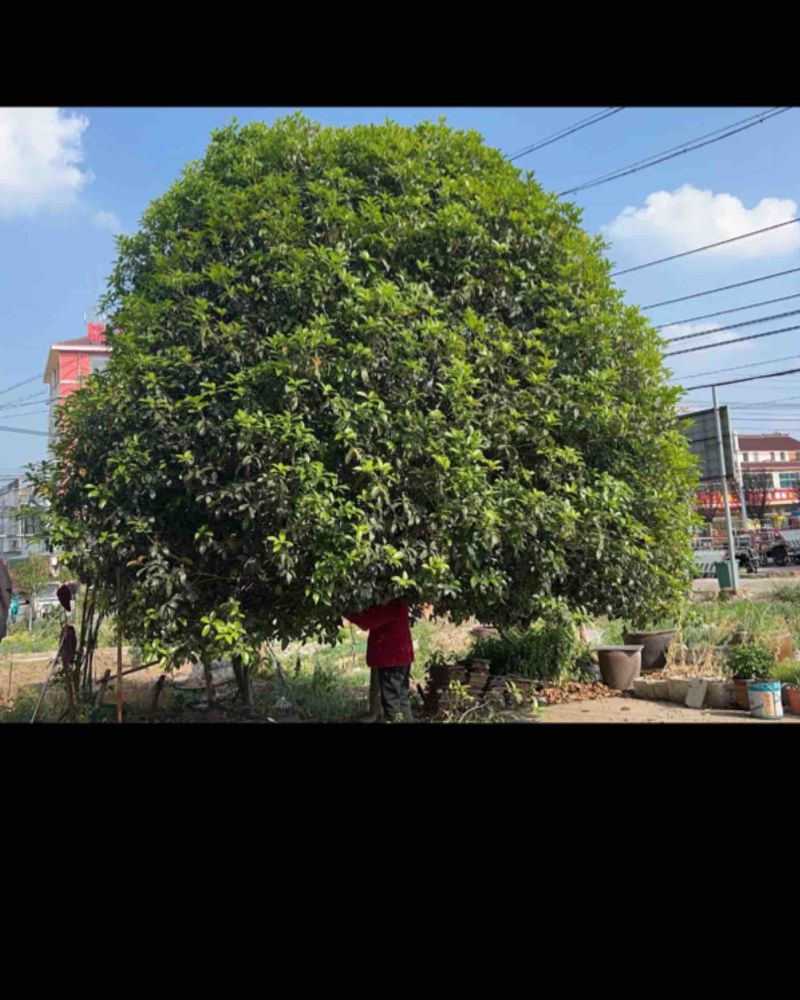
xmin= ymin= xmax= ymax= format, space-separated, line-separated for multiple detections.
xmin=779 ymin=472 xmax=800 ymax=489
xmin=742 ymin=453 xmax=749 ymax=462
xmin=90 ymin=354 xmax=109 ymax=373
xmin=771 ymin=452 xmax=776 ymax=461
xmin=781 ymin=452 xmax=787 ymax=461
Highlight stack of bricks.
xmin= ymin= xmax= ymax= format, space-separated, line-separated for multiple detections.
xmin=484 ymin=674 xmax=535 ymax=709
xmin=424 ymin=659 xmax=534 ymax=716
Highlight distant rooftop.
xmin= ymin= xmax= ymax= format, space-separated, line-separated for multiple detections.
xmin=738 ymin=434 xmax=800 ymax=451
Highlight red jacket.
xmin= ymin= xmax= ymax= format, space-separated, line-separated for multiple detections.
xmin=346 ymin=599 xmax=414 ymax=668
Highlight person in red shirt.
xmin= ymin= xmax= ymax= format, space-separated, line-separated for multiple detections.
xmin=346 ymin=598 xmax=414 ymax=722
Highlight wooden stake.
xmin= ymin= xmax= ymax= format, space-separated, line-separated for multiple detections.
xmin=116 ymin=567 xmax=123 ymax=724
xmin=6 ymin=656 xmax=12 ymax=703
xmin=150 ymin=675 xmax=166 ymax=716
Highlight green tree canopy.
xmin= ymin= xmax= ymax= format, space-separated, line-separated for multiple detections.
xmin=31 ymin=114 xmax=697 ymax=665
xmin=12 ymin=554 xmax=52 ymax=601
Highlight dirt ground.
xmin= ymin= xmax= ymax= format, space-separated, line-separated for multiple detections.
xmin=3 ymin=645 xmax=798 ymax=724
xmin=0 ymin=647 xmax=192 ymax=711
xmin=539 ymin=697 xmax=800 ymax=723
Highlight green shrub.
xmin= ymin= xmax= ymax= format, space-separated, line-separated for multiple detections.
xmin=726 ymin=642 xmax=775 ymax=680
xmin=471 ymin=615 xmax=583 ymax=683
xmin=772 ymin=660 xmax=800 ymax=685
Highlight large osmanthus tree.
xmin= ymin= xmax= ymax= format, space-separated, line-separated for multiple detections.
xmin=30 ymin=114 xmax=698 ymax=675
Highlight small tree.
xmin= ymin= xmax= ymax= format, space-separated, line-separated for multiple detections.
xmin=13 ymin=554 xmax=53 ymax=620
xmin=742 ymin=472 xmax=772 ymax=525
xmin=694 ymin=481 xmax=726 ymax=528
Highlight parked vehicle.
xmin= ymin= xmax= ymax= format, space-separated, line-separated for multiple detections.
xmin=765 ymin=529 xmax=800 ymax=567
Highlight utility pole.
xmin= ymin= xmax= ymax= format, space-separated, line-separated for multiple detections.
xmin=712 ymin=386 xmax=739 ymax=593
xmin=734 ymin=432 xmax=749 ymax=530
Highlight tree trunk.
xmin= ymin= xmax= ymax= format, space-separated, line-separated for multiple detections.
xmin=202 ymin=659 xmax=216 ymax=707
xmin=231 ymin=654 xmax=253 ymax=713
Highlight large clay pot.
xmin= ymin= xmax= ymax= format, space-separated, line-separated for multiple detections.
xmin=733 ymin=678 xmax=751 ymax=711
xmin=596 ymin=646 xmax=642 ymax=691
xmin=786 ymin=685 xmax=800 ymax=716
xmin=623 ymin=629 xmax=677 ymax=671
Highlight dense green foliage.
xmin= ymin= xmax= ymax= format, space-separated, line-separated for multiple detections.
xmin=30 ymin=114 xmax=697 ymax=667
xmin=471 ymin=614 xmax=586 ymax=682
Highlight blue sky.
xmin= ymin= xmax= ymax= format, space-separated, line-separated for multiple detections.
xmin=2 ymin=105 xmax=799 ymax=475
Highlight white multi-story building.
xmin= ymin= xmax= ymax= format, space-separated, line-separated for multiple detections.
xmin=0 ymin=476 xmax=52 ymax=567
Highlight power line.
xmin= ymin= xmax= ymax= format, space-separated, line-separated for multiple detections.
xmin=664 ymin=307 xmax=800 ymax=343
xmin=0 ymin=392 xmax=49 ymax=412
xmin=559 ymin=107 xmax=792 ymax=199
xmin=687 ymin=365 xmax=800 ymax=391
xmin=0 ymin=424 xmax=48 ymax=437
xmin=0 ymin=375 xmax=40 ymax=398
xmin=642 ymin=266 xmax=800 ymax=310
xmin=508 ymin=108 xmax=625 ymax=162
xmin=665 ymin=322 xmax=800 ymax=357
xmin=612 ymin=217 xmax=800 ymax=278
xmin=654 ymin=292 xmax=800 ymax=330
xmin=727 ymin=392 xmax=800 ymax=407
xmin=670 ymin=351 xmax=800 ymax=383
xmin=0 ymin=409 xmax=48 ymax=420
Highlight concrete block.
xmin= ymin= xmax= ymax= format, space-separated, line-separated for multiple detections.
xmin=707 ymin=680 xmax=734 ymax=709
xmin=652 ymin=680 xmax=671 ymax=700
xmin=685 ymin=678 xmax=709 ymax=709
xmin=667 ymin=677 xmax=691 ymax=703
xmin=633 ymin=678 xmax=654 ymax=699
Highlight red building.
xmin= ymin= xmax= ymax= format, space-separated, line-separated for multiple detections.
xmin=42 ymin=322 xmax=111 ymax=442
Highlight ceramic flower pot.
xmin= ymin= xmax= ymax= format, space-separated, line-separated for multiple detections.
xmin=623 ymin=630 xmax=677 ymax=671
xmin=595 ymin=646 xmax=642 ymax=691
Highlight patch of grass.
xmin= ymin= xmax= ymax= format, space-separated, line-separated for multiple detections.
xmin=273 ymin=663 xmax=366 ymax=722
xmin=772 ymin=660 xmax=800 ymax=685
xmin=0 ymin=606 xmax=116 ymax=656
xmin=770 ymin=583 xmax=800 ymax=604
xmin=0 ymin=684 xmax=93 ymax=724
xmin=471 ymin=616 xmax=585 ymax=683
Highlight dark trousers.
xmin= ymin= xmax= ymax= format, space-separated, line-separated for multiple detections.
xmin=376 ymin=665 xmax=413 ymax=722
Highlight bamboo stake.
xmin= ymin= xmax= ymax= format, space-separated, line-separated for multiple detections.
xmin=6 ymin=656 xmax=12 ymax=702
xmin=116 ymin=568 xmax=123 ymax=724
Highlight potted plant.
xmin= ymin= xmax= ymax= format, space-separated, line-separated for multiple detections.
xmin=623 ymin=615 xmax=678 ymax=672
xmin=786 ymin=684 xmax=800 ymax=716
xmin=725 ymin=642 xmax=778 ymax=714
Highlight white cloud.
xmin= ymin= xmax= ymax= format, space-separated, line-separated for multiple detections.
xmin=605 ymin=184 xmax=800 ymax=259
xmin=0 ymin=107 xmax=92 ymax=217
xmin=92 ymin=210 xmax=122 ymax=233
